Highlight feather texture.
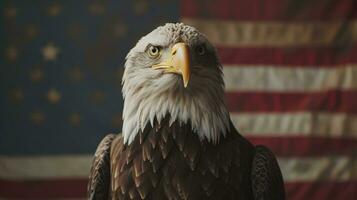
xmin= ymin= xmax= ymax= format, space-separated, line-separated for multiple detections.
xmin=108 ymin=119 xmax=256 ymax=200
xmin=87 ymin=134 xmax=116 ymax=200
xmin=251 ymin=146 xmax=286 ymax=200
xmin=88 ymin=120 xmax=285 ymax=200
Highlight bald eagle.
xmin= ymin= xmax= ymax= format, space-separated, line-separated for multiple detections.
xmin=88 ymin=23 xmax=285 ymax=200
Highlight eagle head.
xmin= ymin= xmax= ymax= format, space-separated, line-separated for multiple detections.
xmin=122 ymin=23 xmax=230 ymax=144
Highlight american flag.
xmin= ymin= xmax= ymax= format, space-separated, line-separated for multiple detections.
xmin=0 ymin=0 xmax=356 ymax=199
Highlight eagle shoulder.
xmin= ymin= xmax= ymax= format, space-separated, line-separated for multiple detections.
xmin=88 ymin=134 xmax=118 ymax=200
xmin=251 ymin=145 xmax=285 ymax=200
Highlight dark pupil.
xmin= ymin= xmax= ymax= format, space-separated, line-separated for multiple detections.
xmin=151 ymin=47 xmax=157 ymax=54
xmin=198 ymin=46 xmax=204 ymax=54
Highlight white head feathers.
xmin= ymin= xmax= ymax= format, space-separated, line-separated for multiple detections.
xmin=121 ymin=23 xmax=230 ymax=144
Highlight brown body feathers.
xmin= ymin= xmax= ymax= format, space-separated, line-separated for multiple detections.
xmin=88 ymin=118 xmax=285 ymax=200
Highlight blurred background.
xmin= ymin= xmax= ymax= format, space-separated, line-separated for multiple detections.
xmin=0 ymin=0 xmax=356 ymax=199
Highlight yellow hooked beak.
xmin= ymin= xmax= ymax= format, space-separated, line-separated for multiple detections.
xmin=152 ymin=43 xmax=191 ymax=88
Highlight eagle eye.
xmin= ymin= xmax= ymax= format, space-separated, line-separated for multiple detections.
xmin=196 ymin=44 xmax=206 ymax=56
xmin=146 ymin=45 xmax=161 ymax=58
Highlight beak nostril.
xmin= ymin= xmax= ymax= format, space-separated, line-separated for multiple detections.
xmin=172 ymin=49 xmax=177 ymax=55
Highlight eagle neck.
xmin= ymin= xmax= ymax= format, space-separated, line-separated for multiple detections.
xmin=121 ymin=82 xmax=230 ymax=145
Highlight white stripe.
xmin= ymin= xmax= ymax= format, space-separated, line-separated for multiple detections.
xmin=279 ymin=156 xmax=356 ymax=181
xmin=231 ymin=112 xmax=357 ymax=138
xmin=223 ymin=65 xmax=357 ymax=92
xmin=182 ymin=18 xmax=357 ymax=47
xmin=0 ymin=155 xmax=92 ymax=180
xmin=0 ymin=154 xmax=356 ymax=182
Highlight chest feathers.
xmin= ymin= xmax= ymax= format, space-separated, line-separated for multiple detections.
xmin=110 ymin=119 xmax=254 ymax=199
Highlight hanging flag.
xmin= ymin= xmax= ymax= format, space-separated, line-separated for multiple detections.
xmin=1 ymin=0 xmax=356 ymax=199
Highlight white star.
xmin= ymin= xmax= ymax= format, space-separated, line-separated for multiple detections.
xmin=47 ymin=3 xmax=62 ymax=16
xmin=4 ymin=6 xmax=17 ymax=18
xmin=6 ymin=46 xmax=18 ymax=61
xmin=42 ymin=43 xmax=59 ymax=61
xmin=46 ymin=88 xmax=61 ymax=104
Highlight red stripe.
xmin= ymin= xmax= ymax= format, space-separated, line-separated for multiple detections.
xmin=218 ymin=46 xmax=357 ymax=66
xmin=182 ymin=0 xmax=357 ymax=21
xmin=226 ymin=90 xmax=357 ymax=113
xmin=0 ymin=179 xmax=87 ymax=199
xmin=286 ymin=181 xmax=357 ymax=200
xmin=248 ymin=136 xmax=357 ymax=157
